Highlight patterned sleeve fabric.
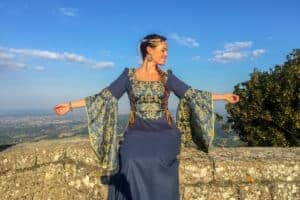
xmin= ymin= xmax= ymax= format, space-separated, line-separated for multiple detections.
xmin=166 ymin=70 xmax=190 ymax=98
xmin=175 ymin=84 xmax=215 ymax=153
xmin=83 ymin=68 xmax=129 ymax=176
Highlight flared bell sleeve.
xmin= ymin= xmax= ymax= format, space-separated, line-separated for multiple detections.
xmin=178 ymin=88 xmax=214 ymax=153
xmin=84 ymin=68 xmax=129 ymax=176
xmin=167 ymin=70 xmax=214 ymax=153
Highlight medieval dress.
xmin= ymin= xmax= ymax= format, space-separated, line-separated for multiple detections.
xmin=84 ymin=67 xmax=214 ymax=200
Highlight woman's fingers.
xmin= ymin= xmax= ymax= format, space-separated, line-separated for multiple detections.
xmin=53 ymin=104 xmax=69 ymax=116
xmin=226 ymin=94 xmax=239 ymax=103
xmin=55 ymin=104 xmax=65 ymax=108
xmin=231 ymin=94 xmax=239 ymax=103
xmin=232 ymin=95 xmax=237 ymax=101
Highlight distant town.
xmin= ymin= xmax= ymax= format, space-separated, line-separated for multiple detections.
xmin=0 ymin=109 xmax=245 ymax=151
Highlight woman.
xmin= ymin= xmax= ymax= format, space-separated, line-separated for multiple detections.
xmin=54 ymin=33 xmax=239 ymax=200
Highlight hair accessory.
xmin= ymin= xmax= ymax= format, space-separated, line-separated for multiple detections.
xmin=141 ymin=38 xmax=163 ymax=43
xmin=69 ymin=101 xmax=73 ymax=111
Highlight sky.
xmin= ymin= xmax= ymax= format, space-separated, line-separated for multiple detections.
xmin=0 ymin=0 xmax=299 ymax=115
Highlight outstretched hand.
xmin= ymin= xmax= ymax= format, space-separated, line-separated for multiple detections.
xmin=53 ymin=103 xmax=71 ymax=116
xmin=224 ymin=93 xmax=240 ymax=104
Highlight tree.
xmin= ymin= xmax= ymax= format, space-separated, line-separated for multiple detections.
xmin=225 ymin=49 xmax=300 ymax=147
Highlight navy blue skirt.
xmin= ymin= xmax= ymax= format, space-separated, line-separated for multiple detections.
xmin=107 ymin=115 xmax=181 ymax=200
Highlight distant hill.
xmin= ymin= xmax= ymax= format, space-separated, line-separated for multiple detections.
xmin=0 ymin=109 xmax=245 ymax=150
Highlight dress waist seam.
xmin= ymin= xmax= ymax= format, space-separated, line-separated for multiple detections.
xmin=127 ymin=109 xmax=173 ymax=128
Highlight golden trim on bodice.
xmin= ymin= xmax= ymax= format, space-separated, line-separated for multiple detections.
xmin=127 ymin=67 xmax=173 ymax=127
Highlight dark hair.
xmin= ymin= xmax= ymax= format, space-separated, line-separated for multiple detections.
xmin=139 ymin=34 xmax=167 ymax=61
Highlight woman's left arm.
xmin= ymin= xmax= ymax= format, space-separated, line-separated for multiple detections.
xmin=212 ymin=93 xmax=239 ymax=104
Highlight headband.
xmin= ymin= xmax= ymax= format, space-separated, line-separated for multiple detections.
xmin=141 ymin=38 xmax=164 ymax=44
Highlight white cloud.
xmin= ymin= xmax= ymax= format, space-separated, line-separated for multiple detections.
xmin=192 ymin=55 xmax=201 ymax=61
xmin=212 ymin=51 xmax=247 ymax=63
xmin=211 ymin=40 xmax=265 ymax=63
xmin=1 ymin=46 xmax=114 ymax=69
xmin=35 ymin=66 xmax=45 ymax=71
xmin=224 ymin=41 xmax=253 ymax=51
xmin=9 ymin=48 xmax=60 ymax=59
xmin=252 ymin=49 xmax=267 ymax=57
xmin=0 ymin=51 xmax=14 ymax=59
xmin=169 ymin=33 xmax=199 ymax=48
xmin=0 ymin=60 xmax=26 ymax=69
xmin=61 ymin=52 xmax=86 ymax=63
xmin=91 ymin=62 xmax=114 ymax=69
xmin=0 ymin=50 xmax=26 ymax=70
xmin=59 ymin=7 xmax=78 ymax=17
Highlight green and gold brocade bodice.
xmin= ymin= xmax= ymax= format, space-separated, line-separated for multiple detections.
xmin=127 ymin=68 xmax=173 ymax=126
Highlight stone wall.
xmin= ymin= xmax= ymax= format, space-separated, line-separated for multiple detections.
xmin=0 ymin=137 xmax=299 ymax=200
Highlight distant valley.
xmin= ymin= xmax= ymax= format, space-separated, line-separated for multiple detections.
xmin=0 ymin=109 xmax=246 ymax=150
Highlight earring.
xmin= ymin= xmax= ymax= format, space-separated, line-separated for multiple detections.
xmin=146 ymin=55 xmax=153 ymax=62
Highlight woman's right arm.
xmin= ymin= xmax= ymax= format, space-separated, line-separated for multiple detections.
xmin=54 ymin=68 xmax=129 ymax=116
xmin=53 ymin=99 xmax=85 ymax=116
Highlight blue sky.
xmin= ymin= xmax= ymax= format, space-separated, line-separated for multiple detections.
xmin=0 ymin=0 xmax=299 ymax=115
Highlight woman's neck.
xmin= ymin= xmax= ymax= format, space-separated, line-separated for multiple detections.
xmin=139 ymin=62 xmax=158 ymax=74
